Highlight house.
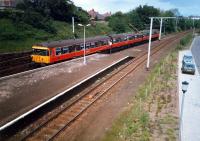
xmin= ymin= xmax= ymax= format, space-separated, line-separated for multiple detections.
xmin=0 ymin=0 xmax=21 ymax=9
xmin=88 ymin=9 xmax=111 ymax=21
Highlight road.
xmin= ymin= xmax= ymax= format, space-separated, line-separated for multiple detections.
xmin=178 ymin=36 xmax=200 ymax=141
xmin=191 ymin=36 xmax=200 ymax=73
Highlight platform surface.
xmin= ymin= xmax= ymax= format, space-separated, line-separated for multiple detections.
xmin=0 ymin=42 xmax=153 ymax=127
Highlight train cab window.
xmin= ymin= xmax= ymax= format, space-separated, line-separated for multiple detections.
xmin=63 ymin=47 xmax=69 ymax=54
xmin=33 ymin=49 xmax=49 ymax=56
xmin=56 ymin=47 xmax=62 ymax=55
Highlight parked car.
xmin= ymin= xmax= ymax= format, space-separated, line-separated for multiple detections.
xmin=182 ymin=55 xmax=193 ymax=65
xmin=181 ymin=62 xmax=195 ymax=75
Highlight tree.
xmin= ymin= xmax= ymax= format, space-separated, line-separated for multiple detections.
xmin=127 ymin=10 xmax=144 ymax=30
xmin=136 ymin=5 xmax=160 ymax=25
xmin=16 ymin=0 xmax=90 ymax=23
xmin=160 ymin=10 xmax=176 ymax=33
xmin=108 ymin=12 xmax=129 ymax=33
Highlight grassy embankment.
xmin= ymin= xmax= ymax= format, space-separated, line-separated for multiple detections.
xmin=102 ymin=34 xmax=193 ymax=141
xmin=0 ymin=19 xmax=112 ymax=53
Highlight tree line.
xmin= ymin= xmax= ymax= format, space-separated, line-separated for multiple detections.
xmin=1 ymin=1 xmax=200 ymax=36
xmin=0 ymin=0 xmax=89 ymax=34
xmin=107 ymin=5 xmax=200 ymax=33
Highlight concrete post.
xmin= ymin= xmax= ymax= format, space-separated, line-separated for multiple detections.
xmin=83 ymin=26 xmax=86 ymax=65
xmin=159 ymin=18 xmax=163 ymax=40
xmin=147 ymin=18 xmax=153 ymax=70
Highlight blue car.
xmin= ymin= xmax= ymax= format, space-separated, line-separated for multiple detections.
xmin=182 ymin=55 xmax=193 ymax=65
xmin=181 ymin=63 xmax=195 ymax=75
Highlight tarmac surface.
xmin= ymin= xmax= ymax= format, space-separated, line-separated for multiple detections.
xmin=191 ymin=36 xmax=200 ymax=73
xmin=178 ymin=36 xmax=200 ymax=141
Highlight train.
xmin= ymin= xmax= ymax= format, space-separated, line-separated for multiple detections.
xmin=31 ymin=30 xmax=159 ymax=64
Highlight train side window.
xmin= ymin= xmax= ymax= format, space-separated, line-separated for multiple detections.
xmin=86 ymin=43 xmax=90 ymax=49
xmin=80 ymin=44 xmax=84 ymax=50
xmin=69 ymin=46 xmax=75 ymax=53
xmin=116 ymin=38 xmax=121 ymax=42
xmin=75 ymin=45 xmax=81 ymax=51
xmin=91 ymin=42 xmax=95 ymax=48
xmin=99 ymin=41 xmax=103 ymax=46
xmin=113 ymin=39 xmax=116 ymax=43
xmin=103 ymin=40 xmax=108 ymax=45
xmin=56 ymin=47 xmax=62 ymax=55
xmin=63 ymin=47 xmax=69 ymax=54
xmin=95 ymin=41 xmax=101 ymax=47
xmin=128 ymin=36 xmax=132 ymax=40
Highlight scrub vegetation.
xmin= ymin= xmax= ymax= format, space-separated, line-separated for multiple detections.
xmin=0 ymin=18 xmax=112 ymax=52
xmin=0 ymin=0 xmax=199 ymax=53
xmin=101 ymin=34 xmax=192 ymax=141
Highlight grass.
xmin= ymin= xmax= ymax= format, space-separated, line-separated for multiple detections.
xmin=0 ymin=19 xmax=112 ymax=53
xmin=101 ymin=33 xmax=193 ymax=141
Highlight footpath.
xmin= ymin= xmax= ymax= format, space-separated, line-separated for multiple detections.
xmin=178 ymin=36 xmax=200 ymax=141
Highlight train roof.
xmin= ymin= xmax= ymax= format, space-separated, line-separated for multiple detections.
xmin=34 ymin=31 xmax=158 ymax=48
xmin=36 ymin=35 xmax=110 ymax=48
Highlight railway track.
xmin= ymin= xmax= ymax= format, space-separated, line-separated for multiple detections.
xmin=0 ymin=32 xmax=181 ymax=78
xmin=0 ymin=52 xmax=35 ymax=77
xmin=0 ymin=51 xmax=31 ymax=61
xmin=20 ymin=32 xmax=187 ymax=141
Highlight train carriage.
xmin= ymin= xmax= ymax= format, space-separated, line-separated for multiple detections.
xmin=31 ymin=31 xmax=159 ymax=64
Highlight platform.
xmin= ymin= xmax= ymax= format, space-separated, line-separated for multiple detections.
xmin=0 ymin=41 xmax=153 ymax=129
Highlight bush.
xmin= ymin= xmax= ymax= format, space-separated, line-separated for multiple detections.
xmin=22 ymin=10 xmax=56 ymax=34
xmin=0 ymin=31 xmax=26 ymax=40
xmin=180 ymin=34 xmax=192 ymax=46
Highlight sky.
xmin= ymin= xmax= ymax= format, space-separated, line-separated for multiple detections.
xmin=72 ymin=0 xmax=199 ymax=16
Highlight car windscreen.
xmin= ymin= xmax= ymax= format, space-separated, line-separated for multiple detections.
xmin=186 ymin=64 xmax=195 ymax=68
xmin=33 ymin=49 xmax=49 ymax=56
xmin=184 ymin=56 xmax=192 ymax=60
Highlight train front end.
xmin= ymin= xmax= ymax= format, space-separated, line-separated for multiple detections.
xmin=31 ymin=46 xmax=51 ymax=64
